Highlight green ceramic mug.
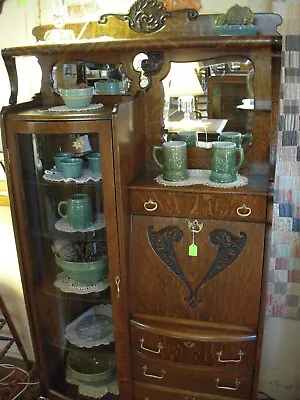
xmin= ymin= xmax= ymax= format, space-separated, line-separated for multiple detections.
xmin=53 ymin=152 xmax=73 ymax=172
xmin=88 ymin=152 xmax=101 ymax=174
xmin=210 ymin=141 xmax=244 ymax=183
xmin=153 ymin=141 xmax=188 ymax=181
xmin=60 ymin=158 xmax=83 ymax=179
xmin=218 ymin=131 xmax=253 ymax=149
xmin=167 ymin=131 xmax=197 ymax=148
xmin=58 ymin=194 xmax=93 ymax=229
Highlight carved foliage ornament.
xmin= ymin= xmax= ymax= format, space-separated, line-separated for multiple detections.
xmin=148 ymin=226 xmax=247 ymax=310
xmin=148 ymin=225 xmax=194 ymax=304
xmin=99 ymin=0 xmax=198 ymax=34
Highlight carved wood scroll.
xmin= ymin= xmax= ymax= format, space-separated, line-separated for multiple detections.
xmin=147 ymin=225 xmax=194 ymax=303
xmin=99 ymin=0 xmax=198 ymax=34
xmin=148 ymin=225 xmax=247 ymax=310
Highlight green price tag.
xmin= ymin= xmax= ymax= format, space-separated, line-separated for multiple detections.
xmin=19 ymin=0 xmax=27 ymax=5
xmin=189 ymin=243 xmax=198 ymax=257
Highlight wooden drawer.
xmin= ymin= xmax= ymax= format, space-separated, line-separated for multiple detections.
xmin=134 ymin=382 xmax=247 ymax=400
xmin=130 ymin=189 xmax=267 ymax=222
xmin=130 ymin=324 xmax=256 ymax=367
xmin=133 ymin=352 xmax=253 ymax=398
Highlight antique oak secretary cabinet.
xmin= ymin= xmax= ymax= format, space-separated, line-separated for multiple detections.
xmin=1 ymin=1 xmax=282 ymax=399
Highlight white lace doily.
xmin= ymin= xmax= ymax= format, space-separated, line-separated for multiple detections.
xmin=40 ymin=103 xmax=104 ymax=112
xmin=65 ymin=304 xmax=114 ymax=348
xmin=66 ymin=369 xmax=119 ymax=398
xmin=55 ymin=213 xmax=105 ymax=233
xmin=54 ymin=272 xmax=110 ymax=294
xmin=155 ymin=169 xmax=248 ymax=188
xmin=43 ymin=168 xmax=102 ymax=183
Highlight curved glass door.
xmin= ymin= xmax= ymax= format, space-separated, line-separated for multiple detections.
xmin=16 ymin=129 xmax=119 ymax=399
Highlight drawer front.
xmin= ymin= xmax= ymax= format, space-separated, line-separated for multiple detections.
xmin=130 ymin=189 xmax=267 ymax=222
xmin=130 ymin=325 xmax=256 ymax=367
xmin=134 ymin=382 xmax=246 ymax=400
xmin=133 ymin=353 xmax=253 ymax=399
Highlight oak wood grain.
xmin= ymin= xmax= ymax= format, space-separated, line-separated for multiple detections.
xmin=134 ymin=381 xmax=246 ymax=400
xmin=130 ymin=324 xmax=256 ymax=366
xmin=130 ymin=189 xmax=267 ymax=222
xmin=130 ymin=216 xmax=265 ymax=329
xmin=1 ymin=10 xmax=282 ymax=400
xmin=133 ymin=352 xmax=253 ymax=398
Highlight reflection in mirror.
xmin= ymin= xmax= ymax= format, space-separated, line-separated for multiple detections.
xmin=51 ymin=61 xmax=131 ymax=95
xmin=162 ymin=57 xmax=254 ymax=149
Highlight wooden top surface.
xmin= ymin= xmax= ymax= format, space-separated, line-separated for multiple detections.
xmin=2 ymin=36 xmax=281 ymax=58
xmin=3 ymin=105 xmax=116 ymax=122
xmin=2 ymin=13 xmax=282 ymax=58
xmin=130 ymin=163 xmax=272 ymax=197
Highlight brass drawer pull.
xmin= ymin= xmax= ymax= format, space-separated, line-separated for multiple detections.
xmin=215 ymin=378 xmax=240 ymax=391
xmin=140 ymin=338 xmax=163 ymax=354
xmin=236 ymin=204 xmax=252 ymax=217
xmin=143 ymin=365 xmax=166 ymax=379
xmin=217 ymin=350 xmax=244 ymax=363
xmin=144 ymin=199 xmax=158 ymax=212
xmin=183 ymin=341 xmax=195 ymax=349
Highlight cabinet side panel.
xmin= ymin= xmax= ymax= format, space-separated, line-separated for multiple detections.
xmin=111 ymin=96 xmax=146 ymax=399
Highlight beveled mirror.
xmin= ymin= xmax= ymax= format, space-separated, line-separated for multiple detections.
xmin=162 ymin=56 xmax=254 ymax=148
xmin=51 ymin=61 xmax=131 ymax=95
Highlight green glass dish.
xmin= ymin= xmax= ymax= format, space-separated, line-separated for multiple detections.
xmin=55 ymin=255 xmax=108 ymax=284
xmin=94 ymin=81 xmax=123 ymax=94
xmin=213 ymin=25 xmax=259 ymax=36
xmin=59 ymin=87 xmax=94 ymax=109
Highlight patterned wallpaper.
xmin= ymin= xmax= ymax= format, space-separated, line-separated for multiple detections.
xmin=267 ymin=0 xmax=300 ymax=319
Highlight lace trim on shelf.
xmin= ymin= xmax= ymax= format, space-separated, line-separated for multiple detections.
xmin=155 ymin=169 xmax=248 ymax=188
xmin=43 ymin=168 xmax=102 ymax=183
xmin=55 ymin=213 xmax=105 ymax=233
xmin=66 ymin=369 xmax=119 ymax=398
xmin=54 ymin=272 xmax=110 ymax=294
xmin=39 ymin=103 xmax=104 ymax=112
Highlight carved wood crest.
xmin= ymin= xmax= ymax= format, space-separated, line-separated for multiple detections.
xmin=99 ymin=0 xmax=198 ymax=34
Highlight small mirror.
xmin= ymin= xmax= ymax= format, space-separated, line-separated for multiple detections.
xmin=51 ymin=61 xmax=131 ymax=95
xmin=162 ymin=57 xmax=254 ymax=148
